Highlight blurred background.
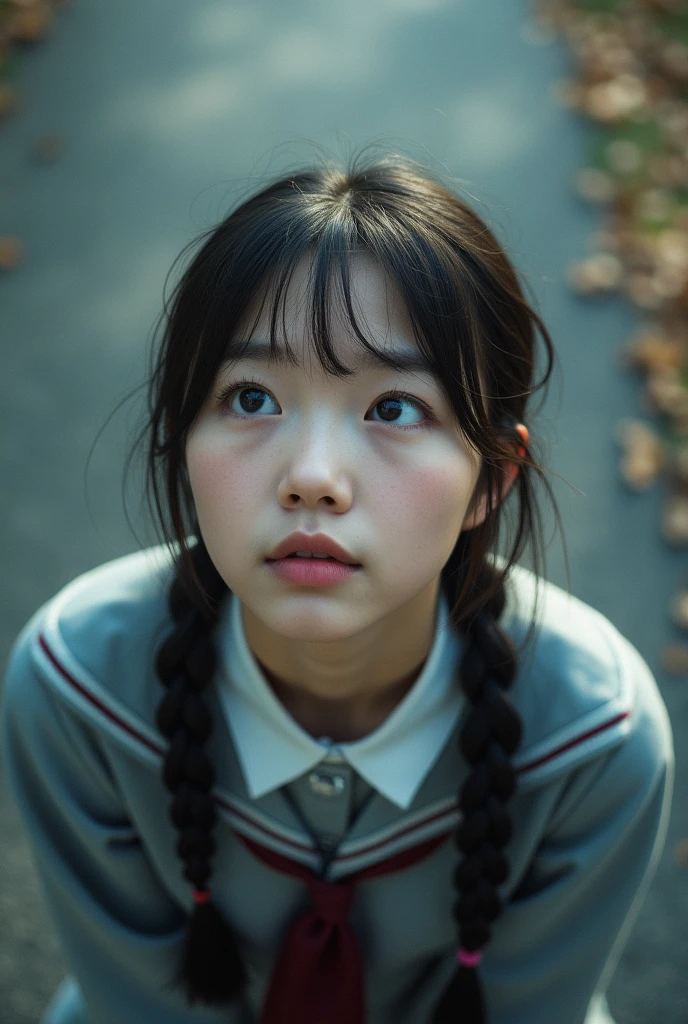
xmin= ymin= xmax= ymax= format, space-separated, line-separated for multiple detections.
xmin=0 ymin=0 xmax=686 ymax=1020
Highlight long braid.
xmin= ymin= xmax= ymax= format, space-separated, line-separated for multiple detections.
xmin=154 ymin=538 xmax=248 ymax=1007
xmin=153 ymin=538 xmax=523 ymax=1021
xmin=432 ymin=559 xmax=523 ymax=1023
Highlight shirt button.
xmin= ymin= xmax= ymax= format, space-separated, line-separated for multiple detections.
xmin=308 ymin=770 xmax=346 ymax=797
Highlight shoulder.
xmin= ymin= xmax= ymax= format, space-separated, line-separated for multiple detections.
xmin=492 ymin=557 xmax=674 ymax=790
xmin=2 ymin=542 xmax=183 ymax=761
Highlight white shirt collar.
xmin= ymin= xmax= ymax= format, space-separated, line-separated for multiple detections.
xmin=215 ymin=588 xmax=464 ymax=810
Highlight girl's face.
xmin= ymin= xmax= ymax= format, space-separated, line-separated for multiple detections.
xmin=185 ymin=253 xmax=491 ymax=653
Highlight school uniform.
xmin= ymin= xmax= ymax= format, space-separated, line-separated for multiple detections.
xmin=0 ymin=541 xmax=674 ymax=1024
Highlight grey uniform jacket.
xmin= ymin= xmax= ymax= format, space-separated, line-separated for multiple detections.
xmin=0 ymin=543 xmax=675 ymax=1024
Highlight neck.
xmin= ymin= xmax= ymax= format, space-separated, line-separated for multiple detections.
xmin=241 ymin=578 xmax=441 ymax=742
xmin=260 ymin=659 xmax=427 ymax=742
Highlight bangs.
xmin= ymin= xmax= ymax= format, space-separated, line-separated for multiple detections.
xmin=220 ymin=248 xmax=435 ymax=381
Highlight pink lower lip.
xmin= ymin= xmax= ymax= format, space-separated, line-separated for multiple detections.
xmin=266 ymin=556 xmax=361 ymax=586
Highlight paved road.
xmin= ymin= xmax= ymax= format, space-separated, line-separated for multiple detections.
xmin=0 ymin=0 xmax=686 ymax=1020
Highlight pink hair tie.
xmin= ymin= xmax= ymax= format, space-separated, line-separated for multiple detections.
xmin=457 ymin=946 xmax=482 ymax=968
xmin=192 ymin=888 xmax=211 ymax=905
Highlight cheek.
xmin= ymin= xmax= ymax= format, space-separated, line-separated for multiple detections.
xmin=186 ymin=438 xmax=259 ymax=527
xmin=376 ymin=461 xmax=470 ymax=542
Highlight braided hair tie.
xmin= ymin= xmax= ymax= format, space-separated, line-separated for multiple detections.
xmin=457 ymin=947 xmax=483 ymax=968
xmin=193 ymin=887 xmax=212 ymax=905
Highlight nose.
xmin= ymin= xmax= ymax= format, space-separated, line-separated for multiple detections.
xmin=278 ymin=419 xmax=354 ymax=509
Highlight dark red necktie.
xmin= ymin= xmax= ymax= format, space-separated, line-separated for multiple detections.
xmin=235 ymin=828 xmax=453 ymax=1024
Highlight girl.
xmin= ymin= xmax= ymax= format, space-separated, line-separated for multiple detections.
xmin=1 ymin=153 xmax=674 ymax=1024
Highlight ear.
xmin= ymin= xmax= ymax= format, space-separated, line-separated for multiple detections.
xmin=461 ymin=424 xmax=528 ymax=532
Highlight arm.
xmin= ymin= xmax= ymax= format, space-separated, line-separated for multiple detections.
xmin=485 ymin=635 xmax=675 ymax=1024
xmin=0 ymin=612 xmax=250 ymax=1024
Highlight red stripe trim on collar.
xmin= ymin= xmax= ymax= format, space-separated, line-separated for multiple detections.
xmin=238 ymin=826 xmax=454 ymax=885
xmin=37 ymin=631 xmax=315 ymax=855
xmin=335 ymin=802 xmax=458 ymax=862
xmin=516 ymin=711 xmax=631 ymax=774
xmin=38 ymin=633 xmax=165 ymax=756
xmin=36 ymin=629 xmax=632 ymax=865
xmin=37 ymin=630 xmax=457 ymax=861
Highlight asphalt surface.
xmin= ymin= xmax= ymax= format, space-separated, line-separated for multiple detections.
xmin=0 ymin=0 xmax=686 ymax=1020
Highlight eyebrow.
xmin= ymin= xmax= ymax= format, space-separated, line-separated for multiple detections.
xmin=224 ymin=339 xmax=435 ymax=375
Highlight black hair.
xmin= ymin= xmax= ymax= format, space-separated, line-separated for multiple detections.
xmin=120 ymin=146 xmax=570 ymax=1022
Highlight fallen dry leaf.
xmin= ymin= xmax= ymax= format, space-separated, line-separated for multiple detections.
xmin=0 ymin=235 xmax=24 ymax=270
xmin=0 ymin=82 xmax=18 ymax=119
xmin=32 ymin=130 xmax=64 ymax=162
xmin=10 ymin=4 xmax=54 ymax=45
xmin=659 ymin=642 xmax=688 ymax=674
xmin=673 ymin=836 xmax=688 ymax=869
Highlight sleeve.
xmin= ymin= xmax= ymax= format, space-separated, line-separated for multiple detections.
xmin=0 ymin=612 xmax=251 ymax=1024
xmin=484 ymin=634 xmax=675 ymax=1024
